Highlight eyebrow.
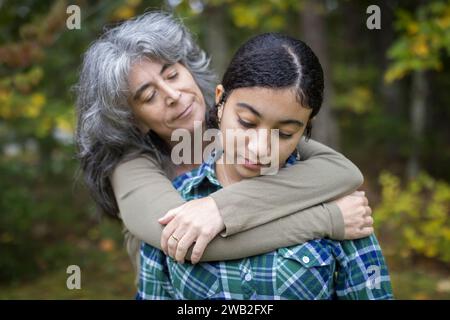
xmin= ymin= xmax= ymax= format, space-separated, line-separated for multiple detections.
xmin=236 ymin=102 xmax=304 ymax=127
xmin=132 ymin=63 xmax=173 ymax=101
xmin=278 ymin=119 xmax=304 ymax=127
xmin=236 ymin=102 xmax=262 ymax=117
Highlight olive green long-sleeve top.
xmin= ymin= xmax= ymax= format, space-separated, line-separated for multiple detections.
xmin=111 ymin=138 xmax=363 ymax=268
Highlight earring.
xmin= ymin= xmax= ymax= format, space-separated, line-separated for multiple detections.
xmin=217 ymin=103 xmax=224 ymax=126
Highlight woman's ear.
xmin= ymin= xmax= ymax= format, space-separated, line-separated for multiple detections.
xmin=215 ymin=84 xmax=224 ymax=105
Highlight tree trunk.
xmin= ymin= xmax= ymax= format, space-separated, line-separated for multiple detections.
xmin=300 ymin=0 xmax=340 ymax=150
xmin=204 ymin=5 xmax=229 ymax=77
xmin=377 ymin=2 xmax=403 ymax=161
xmin=407 ymin=70 xmax=428 ymax=179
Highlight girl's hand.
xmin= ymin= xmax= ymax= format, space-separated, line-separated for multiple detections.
xmin=335 ymin=191 xmax=374 ymax=239
xmin=159 ymin=196 xmax=225 ymax=264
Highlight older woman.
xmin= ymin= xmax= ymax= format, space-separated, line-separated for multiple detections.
xmin=75 ymin=12 xmax=373 ymax=280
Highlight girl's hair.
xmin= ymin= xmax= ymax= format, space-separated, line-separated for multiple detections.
xmin=75 ymin=11 xmax=216 ymax=219
xmin=208 ymin=33 xmax=324 ymax=139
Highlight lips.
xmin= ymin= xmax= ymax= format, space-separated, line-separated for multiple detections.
xmin=241 ymin=158 xmax=271 ymax=171
xmin=174 ymin=102 xmax=193 ymax=121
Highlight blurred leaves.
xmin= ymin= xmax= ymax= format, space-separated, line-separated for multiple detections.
xmin=385 ymin=1 xmax=450 ymax=82
xmin=375 ymin=171 xmax=450 ymax=263
xmin=0 ymin=0 xmax=119 ymax=283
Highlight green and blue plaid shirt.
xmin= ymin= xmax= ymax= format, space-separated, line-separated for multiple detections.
xmin=138 ymin=152 xmax=393 ymax=300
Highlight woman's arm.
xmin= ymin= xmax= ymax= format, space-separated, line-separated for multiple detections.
xmin=194 ymin=202 xmax=341 ymax=261
xmin=111 ymin=141 xmax=366 ymax=261
xmin=111 ymin=155 xmax=341 ymax=261
xmin=210 ymin=138 xmax=363 ymax=236
xmin=111 ymin=155 xmax=184 ymax=254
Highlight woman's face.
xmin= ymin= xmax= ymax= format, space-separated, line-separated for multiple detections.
xmin=217 ymin=86 xmax=312 ymax=179
xmin=127 ymin=58 xmax=206 ymax=143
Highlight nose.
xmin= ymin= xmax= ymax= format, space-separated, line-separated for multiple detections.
xmin=162 ymin=82 xmax=181 ymax=107
xmin=246 ymin=129 xmax=271 ymax=162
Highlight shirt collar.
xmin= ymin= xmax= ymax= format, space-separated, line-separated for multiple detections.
xmin=172 ymin=149 xmax=298 ymax=192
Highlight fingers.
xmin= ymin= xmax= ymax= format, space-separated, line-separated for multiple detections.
xmin=174 ymin=231 xmax=197 ymax=264
xmin=353 ymin=194 xmax=368 ymax=207
xmin=190 ymin=235 xmax=211 ymax=264
xmin=161 ymin=219 xmax=178 ymax=254
xmin=364 ymin=215 xmax=374 ymax=228
xmin=345 ymin=226 xmax=374 ymax=239
xmin=359 ymin=226 xmax=374 ymax=237
xmin=167 ymin=229 xmax=186 ymax=259
xmin=364 ymin=205 xmax=372 ymax=217
xmin=158 ymin=207 xmax=182 ymax=225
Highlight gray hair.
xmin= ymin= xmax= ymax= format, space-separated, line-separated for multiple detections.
xmin=75 ymin=11 xmax=217 ymax=218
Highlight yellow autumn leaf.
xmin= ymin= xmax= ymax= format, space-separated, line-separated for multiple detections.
xmin=385 ymin=65 xmax=406 ymax=83
xmin=443 ymin=228 xmax=450 ymax=241
xmin=113 ymin=6 xmax=135 ymax=20
xmin=23 ymin=93 xmax=46 ymax=118
xmin=55 ymin=115 xmax=74 ymax=133
xmin=232 ymin=5 xmax=259 ymax=29
xmin=436 ymin=10 xmax=450 ymax=29
xmin=0 ymin=90 xmax=13 ymax=118
xmin=126 ymin=0 xmax=141 ymax=6
xmin=407 ymin=22 xmax=419 ymax=35
xmin=412 ymin=37 xmax=429 ymax=57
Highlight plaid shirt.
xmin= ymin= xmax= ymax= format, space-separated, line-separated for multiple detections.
xmin=138 ymin=152 xmax=393 ymax=300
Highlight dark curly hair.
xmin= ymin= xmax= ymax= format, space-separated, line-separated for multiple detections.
xmin=207 ymin=33 xmax=324 ymax=139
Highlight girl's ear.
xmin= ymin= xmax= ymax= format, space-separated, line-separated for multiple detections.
xmin=215 ymin=84 xmax=224 ymax=105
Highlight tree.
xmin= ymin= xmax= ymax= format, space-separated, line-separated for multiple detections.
xmin=385 ymin=1 xmax=450 ymax=178
xmin=300 ymin=0 xmax=340 ymax=149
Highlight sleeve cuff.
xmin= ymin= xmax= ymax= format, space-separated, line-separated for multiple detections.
xmin=325 ymin=202 xmax=345 ymax=240
xmin=210 ymin=192 xmax=240 ymax=237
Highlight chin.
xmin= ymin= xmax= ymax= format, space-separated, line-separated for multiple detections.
xmin=236 ymin=165 xmax=261 ymax=179
xmin=181 ymin=116 xmax=204 ymax=133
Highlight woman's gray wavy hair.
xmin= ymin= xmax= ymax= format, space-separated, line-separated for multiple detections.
xmin=75 ymin=11 xmax=216 ymax=219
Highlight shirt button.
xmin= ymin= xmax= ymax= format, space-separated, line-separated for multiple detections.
xmin=244 ymin=273 xmax=252 ymax=282
xmin=302 ymin=256 xmax=310 ymax=264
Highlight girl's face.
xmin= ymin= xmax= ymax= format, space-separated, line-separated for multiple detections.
xmin=216 ymin=86 xmax=312 ymax=179
xmin=127 ymin=58 xmax=206 ymax=144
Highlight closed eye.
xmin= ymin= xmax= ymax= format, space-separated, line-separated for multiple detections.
xmin=144 ymin=91 xmax=156 ymax=103
xmin=279 ymin=132 xmax=294 ymax=139
xmin=238 ymin=117 xmax=256 ymax=128
xmin=167 ymin=72 xmax=178 ymax=80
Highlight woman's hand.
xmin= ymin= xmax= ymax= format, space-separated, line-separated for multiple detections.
xmin=159 ymin=196 xmax=225 ymax=264
xmin=335 ymin=191 xmax=374 ymax=239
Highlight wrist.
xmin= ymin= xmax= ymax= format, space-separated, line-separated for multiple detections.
xmin=325 ymin=202 xmax=346 ymax=240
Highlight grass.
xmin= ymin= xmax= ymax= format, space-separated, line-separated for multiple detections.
xmin=2 ymin=259 xmax=450 ymax=300
xmin=1 ymin=226 xmax=449 ymax=300
xmin=389 ymin=266 xmax=450 ymax=299
xmin=0 ymin=244 xmax=136 ymax=299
